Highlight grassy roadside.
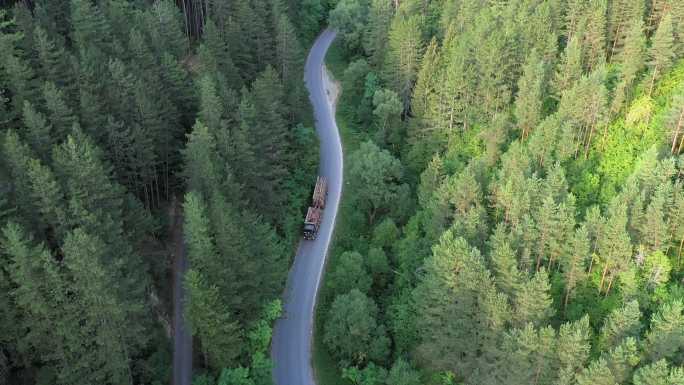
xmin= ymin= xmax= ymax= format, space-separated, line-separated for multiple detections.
xmin=311 ymin=38 xmax=364 ymax=385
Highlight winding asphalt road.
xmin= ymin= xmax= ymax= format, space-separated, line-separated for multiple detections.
xmin=271 ymin=29 xmax=342 ymax=385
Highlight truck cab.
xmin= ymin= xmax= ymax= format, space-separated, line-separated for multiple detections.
xmin=303 ymin=222 xmax=318 ymax=240
xmin=303 ymin=177 xmax=327 ymax=240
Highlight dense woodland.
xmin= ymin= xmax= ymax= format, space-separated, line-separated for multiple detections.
xmin=319 ymin=0 xmax=684 ymax=384
xmin=0 ymin=0 xmax=325 ymax=384
xmin=2 ymin=0 xmax=684 ymax=385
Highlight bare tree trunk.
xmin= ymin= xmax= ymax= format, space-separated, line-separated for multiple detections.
xmin=599 ymin=264 xmax=609 ymax=292
xmin=609 ymin=22 xmax=622 ymax=62
xmin=605 ymin=275 xmax=615 ymax=296
xmin=649 ymin=66 xmax=659 ymax=96
xmin=154 ymin=171 xmax=161 ymax=209
xmin=672 ymin=109 xmax=683 ymax=154
xmin=180 ymin=0 xmax=190 ymax=42
xmin=143 ymin=183 xmax=150 ymax=209
xmin=585 ymin=121 xmax=596 ymax=159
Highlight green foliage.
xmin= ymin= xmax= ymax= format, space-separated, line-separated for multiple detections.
xmin=348 ymin=140 xmax=409 ymax=226
xmin=383 ymin=15 xmax=422 ymax=110
xmin=319 ymin=2 xmax=684 ymax=384
xmin=0 ymin=0 xmax=316 ymax=382
xmin=644 ymin=300 xmax=684 ymax=363
xmin=324 ymin=289 xmax=390 ymax=366
xmin=328 ymin=0 xmax=369 ymax=52
xmin=327 ymin=251 xmax=372 ymax=295
xmin=387 ymin=358 xmax=421 ymax=385
xmin=342 ymin=363 xmax=387 ymax=385
xmin=599 ymin=300 xmax=643 ymax=351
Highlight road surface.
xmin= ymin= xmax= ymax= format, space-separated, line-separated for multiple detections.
xmin=271 ymin=29 xmax=342 ymax=385
xmin=171 ymin=199 xmax=192 ymax=385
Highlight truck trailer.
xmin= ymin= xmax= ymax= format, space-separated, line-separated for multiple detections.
xmin=303 ymin=176 xmax=327 ymax=240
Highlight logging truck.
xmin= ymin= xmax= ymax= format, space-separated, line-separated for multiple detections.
xmin=303 ymin=176 xmax=327 ymax=240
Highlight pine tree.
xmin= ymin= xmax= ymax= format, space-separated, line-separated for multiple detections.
xmin=223 ymin=0 xmax=260 ymax=79
xmin=1 ymin=50 xmax=37 ymax=121
xmin=563 ymin=226 xmax=590 ymax=309
xmin=363 ymin=0 xmax=393 ymax=67
xmin=598 ymin=200 xmax=632 ymax=294
xmin=644 ymin=300 xmax=684 ymax=362
xmin=605 ymin=337 xmax=641 ymax=383
xmin=58 ymin=229 xmax=138 ymax=385
xmin=243 ymin=67 xmax=291 ymax=223
xmin=11 ymin=3 xmax=35 ymax=58
xmin=633 ymin=360 xmax=672 ymax=385
xmin=428 ymin=34 xmax=478 ymax=134
xmin=182 ymin=122 xmax=223 ymax=199
xmin=198 ymin=74 xmax=224 ymax=133
xmin=249 ymin=0 xmax=276 ymax=72
xmin=33 ymin=26 xmax=76 ymax=100
xmin=513 ymin=268 xmax=554 ymax=328
xmin=611 ymin=20 xmax=647 ymax=114
xmin=575 ymin=359 xmax=618 ymax=385
xmin=182 ymin=191 xmax=244 ymax=368
xmin=78 ymin=55 xmax=108 ymax=136
xmin=42 ymin=82 xmax=76 ymax=142
xmin=474 ymin=12 xmax=516 ymax=117
xmin=2 ymin=131 xmax=43 ymax=229
xmin=1 ymin=222 xmax=58 ymax=362
xmin=383 ymin=15 xmax=423 ymax=111
xmin=607 ymin=0 xmax=645 ymax=60
xmin=201 ymin=18 xmax=242 ymax=90
xmin=489 ymin=224 xmax=521 ymax=299
xmin=648 ymin=13 xmax=675 ymax=95
xmin=21 ymin=101 xmax=52 ymax=157
xmin=556 ymin=316 xmax=592 ymax=385
xmin=498 ymin=324 xmax=556 ymax=385
xmin=413 ymin=232 xmax=506 ymax=376
xmin=26 ymin=158 xmax=66 ymax=235
xmin=70 ymin=0 xmax=112 ymax=58
xmin=184 ymin=269 xmax=243 ymax=369
xmin=564 ymin=0 xmax=588 ymax=41
xmin=515 ymin=50 xmax=546 ymax=140
xmin=160 ymin=52 xmax=195 ymax=126
xmin=599 ymin=300 xmax=643 ymax=351
xmin=146 ymin=0 xmax=188 ymax=59
xmin=533 ymin=195 xmax=557 ymax=269
xmin=34 ymin=0 xmax=71 ymax=38
xmin=554 ymin=34 xmax=584 ymax=97
xmin=639 ymin=185 xmax=671 ymax=253
xmin=582 ymin=0 xmax=608 ymax=71
xmin=411 ymin=37 xmax=440 ymax=119
xmin=275 ymin=13 xmax=305 ymax=121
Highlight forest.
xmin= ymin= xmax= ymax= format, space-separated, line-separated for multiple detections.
xmin=1 ymin=0 xmax=684 ymax=385
xmin=316 ymin=0 xmax=684 ymax=384
xmin=0 ymin=0 xmax=325 ymax=384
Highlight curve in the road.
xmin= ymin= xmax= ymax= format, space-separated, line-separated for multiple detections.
xmin=271 ymin=29 xmax=342 ymax=385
